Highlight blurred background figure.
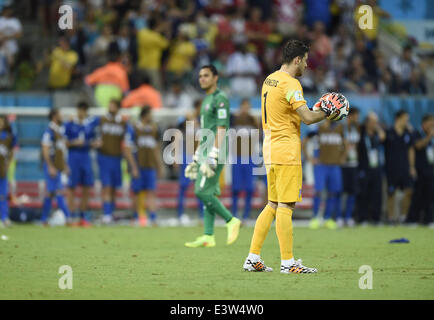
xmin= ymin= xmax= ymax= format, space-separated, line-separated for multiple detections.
xmin=176 ymin=100 xmax=204 ymax=226
xmin=122 ymin=74 xmax=162 ymax=118
xmin=40 ymin=109 xmax=71 ymax=225
xmin=384 ymin=110 xmax=416 ymax=225
xmin=0 ymin=114 xmax=16 ymax=228
xmin=64 ymin=102 xmax=94 ymax=228
xmin=356 ymin=112 xmax=385 ymax=225
xmin=230 ymin=98 xmax=259 ymax=224
xmin=406 ymin=114 xmax=434 ymax=226
xmin=124 ymin=106 xmax=163 ymax=227
xmin=85 ymin=43 xmax=129 ymax=109
xmin=226 ymin=42 xmax=261 ymax=98
xmin=309 ymin=120 xmax=345 ymax=230
xmin=337 ymin=107 xmax=360 ymax=227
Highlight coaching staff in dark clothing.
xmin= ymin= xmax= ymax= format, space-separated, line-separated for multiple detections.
xmin=357 ymin=112 xmax=385 ymax=224
xmin=407 ymin=114 xmax=434 ymax=225
xmin=384 ymin=110 xmax=416 ymax=224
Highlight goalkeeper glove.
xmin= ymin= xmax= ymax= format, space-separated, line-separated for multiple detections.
xmin=184 ymin=150 xmax=200 ymax=180
xmin=199 ymin=146 xmax=219 ymax=178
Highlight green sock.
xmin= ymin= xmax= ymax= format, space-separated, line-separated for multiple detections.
xmin=200 ymin=194 xmax=233 ymax=224
xmin=204 ymin=206 xmax=216 ymax=236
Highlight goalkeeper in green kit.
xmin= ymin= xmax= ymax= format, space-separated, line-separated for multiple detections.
xmin=184 ymin=65 xmax=241 ymax=248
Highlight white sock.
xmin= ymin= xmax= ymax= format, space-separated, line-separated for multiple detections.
xmin=281 ymin=258 xmax=295 ymax=266
xmin=248 ymin=253 xmax=260 ymax=261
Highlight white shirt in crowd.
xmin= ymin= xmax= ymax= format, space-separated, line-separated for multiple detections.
xmin=226 ymin=51 xmax=261 ymax=98
xmin=0 ymin=15 xmax=22 ymax=55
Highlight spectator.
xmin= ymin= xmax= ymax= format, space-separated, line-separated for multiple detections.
xmin=356 ymin=112 xmax=385 ymax=224
xmin=375 ymin=53 xmax=398 ymax=94
xmin=384 ymin=110 xmax=416 ymax=225
xmin=304 ymin=0 xmax=333 ymax=30
xmin=330 ymin=41 xmax=349 ymax=79
xmin=245 ymin=7 xmax=270 ymax=57
xmin=48 ymin=36 xmax=79 ymax=90
xmin=389 ymin=45 xmax=419 ymax=90
xmin=352 ymin=37 xmax=376 ymax=79
xmin=308 ymin=21 xmax=332 ymax=71
xmin=0 ymin=5 xmax=22 ymax=58
xmin=122 ymin=74 xmax=162 ymax=112
xmin=407 ymin=114 xmax=434 ymax=225
xmin=354 ymin=0 xmax=390 ymax=48
xmin=274 ymin=0 xmax=303 ymax=37
xmin=341 ymin=55 xmax=374 ymax=94
xmin=331 ymin=24 xmax=354 ymax=60
xmin=90 ymin=24 xmax=114 ymax=68
xmin=0 ymin=35 xmax=12 ymax=89
xmin=13 ymin=44 xmax=38 ymax=91
xmin=226 ymin=42 xmax=261 ymax=97
xmin=164 ymin=81 xmax=193 ymax=113
xmin=166 ymin=26 xmax=197 ymax=86
xmin=229 ymin=5 xmax=247 ymax=46
xmin=85 ymin=43 xmax=129 ymax=109
xmin=338 ymin=107 xmax=361 ymax=227
xmin=405 ymin=69 xmax=426 ymax=95
xmin=136 ymin=16 xmax=170 ymax=90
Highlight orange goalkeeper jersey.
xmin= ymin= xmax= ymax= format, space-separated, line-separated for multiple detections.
xmin=261 ymin=70 xmax=307 ymax=165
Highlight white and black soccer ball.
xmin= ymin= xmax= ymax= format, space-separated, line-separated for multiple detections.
xmin=323 ymin=92 xmax=350 ymax=121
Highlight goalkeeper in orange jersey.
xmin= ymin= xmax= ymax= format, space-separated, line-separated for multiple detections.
xmin=242 ymin=40 xmax=345 ymax=274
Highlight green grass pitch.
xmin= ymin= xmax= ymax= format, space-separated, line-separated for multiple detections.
xmin=0 ymin=224 xmax=433 ymax=300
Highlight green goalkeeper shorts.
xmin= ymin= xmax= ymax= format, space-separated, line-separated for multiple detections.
xmin=194 ymin=164 xmax=224 ymax=197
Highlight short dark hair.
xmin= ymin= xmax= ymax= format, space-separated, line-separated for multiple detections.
xmin=349 ymin=106 xmax=359 ymax=115
xmin=110 ymin=99 xmax=121 ymax=109
xmin=395 ymin=109 xmax=408 ymax=120
xmin=48 ymin=108 xmax=59 ymax=121
xmin=77 ymin=101 xmax=89 ymax=110
xmin=282 ymin=40 xmax=310 ymax=65
xmin=422 ymin=113 xmax=433 ymax=124
xmin=140 ymin=106 xmax=151 ymax=118
xmin=200 ymin=64 xmax=218 ymax=76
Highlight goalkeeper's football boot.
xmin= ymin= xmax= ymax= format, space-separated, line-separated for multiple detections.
xmin=309 ymin=217 xmax=320 ymax=230
xmin=324 ymin=219 xmax=337 ymax=230
xmin=281 ymin=259 xmax=317 ymax=274
xmin=243 ymin=257 xmax=273 ymax=272
xmin=226 ymin=217 xmax=241 ymax=245
xmin=184 ymin=235 xmax=216 ymax=248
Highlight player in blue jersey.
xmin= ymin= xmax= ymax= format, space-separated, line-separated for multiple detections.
xmin=64 ymin=102 xmax=95 ymax=227
xmin=40 ymin=109 xmax=72 ymax=225
xmin=0 ymin=115 xmax=17 ymax=228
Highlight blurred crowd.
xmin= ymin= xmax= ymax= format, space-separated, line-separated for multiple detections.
xmin=0 ymin=0 xmax=428 ymax=98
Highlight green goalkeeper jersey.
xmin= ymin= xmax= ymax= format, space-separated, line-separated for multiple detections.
xmin=197 ymin=88 xmax=230 ymax=162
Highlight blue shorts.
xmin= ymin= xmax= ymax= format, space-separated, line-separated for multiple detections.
xmin=68 ymin=151 xmax=94 ymax=188
xmin=314 ymin=164 xmax=342 ymax=193
xmin=0 ymin=178 xmax=7 ymax=197
xmin=98 ymin=153 xmax=122 ymax=188
xmin=43 ymin=164 xmax=64 ymax=193
xmin=131 ymin=168 xmax=157 ymax=193
xmin=232 ymin=157 xmax=255 ymax=192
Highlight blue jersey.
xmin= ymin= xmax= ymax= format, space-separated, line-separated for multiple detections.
xmin=64 ymin=118 xmax=96 ymax=154
xmin=41 ymin=122 xmax=67 ymax=170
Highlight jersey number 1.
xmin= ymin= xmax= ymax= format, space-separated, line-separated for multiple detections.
xmin=263 ymin=92 xmax=268 ymax=124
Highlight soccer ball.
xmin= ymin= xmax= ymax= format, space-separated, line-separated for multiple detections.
xmin=48 ymin=209 xmax=66 ymax=226
xmin=322 ymin=92 xmax=350 ymax=121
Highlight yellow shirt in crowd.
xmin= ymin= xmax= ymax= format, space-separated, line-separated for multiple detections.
xmin=137 ymin=28 xmax=169 ymax=70
xmin=49 ymin=47 xmax=78 ymax=89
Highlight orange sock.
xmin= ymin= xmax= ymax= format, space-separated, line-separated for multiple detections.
xmin=249 ymin=205 xmax=276 ymax=255
xmin=276 ymin=207 xmax=294 ymax=260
